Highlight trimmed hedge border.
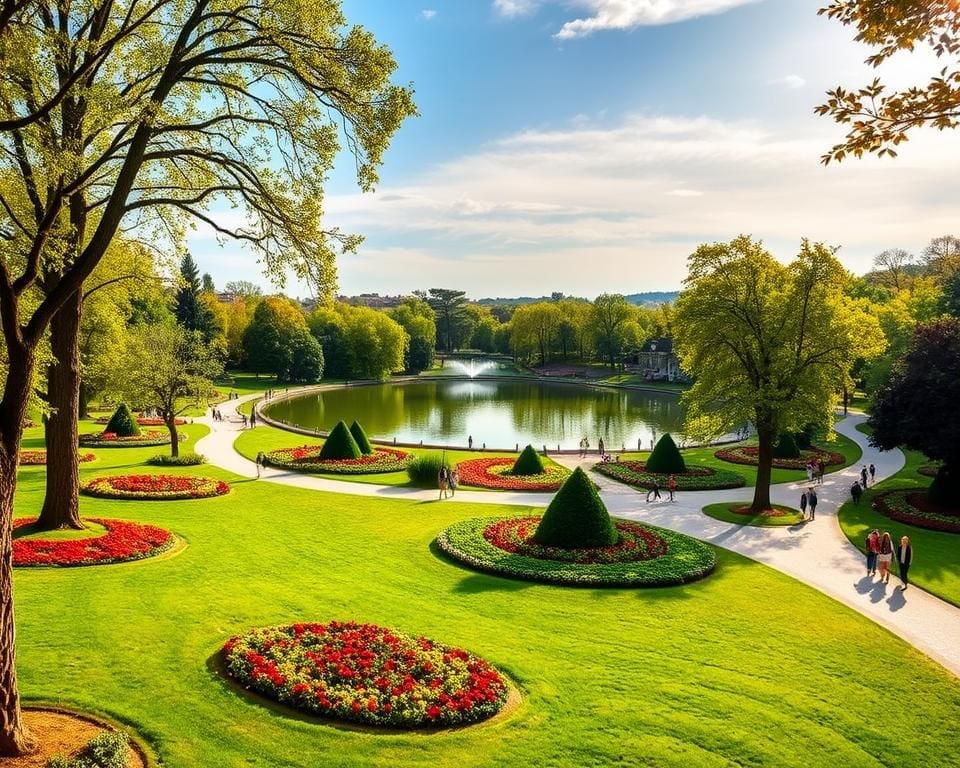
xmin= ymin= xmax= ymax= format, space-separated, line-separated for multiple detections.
xmin=457 ymin=457 xmax=570 ymax=491
xmin=714 ymin=444 xmax=845 ymax=470
xmin=82 ymin=474 xmax=230 ymax=500
xmin=79 ymin=430 xmax=175 ymax=448
xmin=594 ymin=461 xmax=745 ymax=491
xmin=435 ymin=515 xmax=716 ymax=587
xmin=872 ymin=489 xmax=960 ymax=534
xmin=13 ymin=517 xmax=175 ymax=567
xmin=265 ymin=445 xmax=411 ymax=475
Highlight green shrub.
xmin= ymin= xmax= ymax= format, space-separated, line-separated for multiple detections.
xmin=318 ymin=421 xmax=362 ymax=461
xmin=406 ymin=453 xmax=449 ymax=486
xmin=349 ymin=420 xmax=374 ymax=455
xmin=533 ymin=467 xmax=617 ymax=549
xmin=794 ymin=424 xmax=816 ymax=450
xmin=645 ymin=433 xmax=686 ymax=473
xmin=773 ymin=432 xmax=800 ymax=459
xmin=147 ymin=452 xmax=207 ymax=466
xmin=104 ymin=403 xmax=140 ymax=438
xmin=511 ymin=445 xmax=545 ymax=476
xmin=928 ymin=465 xmax=959 ymax=508
xmin=46 ymin=731 xmax=130 ymax=768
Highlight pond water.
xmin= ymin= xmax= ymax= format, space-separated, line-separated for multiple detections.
xmin=263 ymin=379 xmax=687 ymax=451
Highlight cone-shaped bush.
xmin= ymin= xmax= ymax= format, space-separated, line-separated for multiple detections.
xmin=773 ymin=432 xmax=800 ymax=459
xmin=319 ymin=420 xmax=362 ymax=460
xmin=512 ymin=444 xmax=545 ymax=476
xmin=645 ymin=433 xmax=686 ymax=473
xmin=349 ymin=420 xmax=374 ymax=455
xmin=533 ymin=467 xmax=617 ymax=549
xmin=105 ymin=403 xmax=141 ymax=437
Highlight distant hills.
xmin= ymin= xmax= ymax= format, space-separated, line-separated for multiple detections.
xmin=475 ymin=291 xmax=679 ymax=306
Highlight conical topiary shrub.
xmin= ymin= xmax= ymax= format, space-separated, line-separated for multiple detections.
xmin=532 ymin=467 xmax=617 ymax=549
xmin=319 ymin=420 xmax=362 ymax=461
xmin=105 ymin=403 xmax=141 ymax=437
xmin=350 ymin=420 xmax=374 ymax=455
xmin=773 ymin=432 xmax=800 ymax=459
xmin=512 ymin=444 xmax=545 ymax=476
xmin=645 ymin=433 xmax=686 ymax=474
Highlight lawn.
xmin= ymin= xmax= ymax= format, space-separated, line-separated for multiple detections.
xmin=702 ymin=502 xmax=805 ymax=527
xmin=837 ymin=429 xmax=960 ymax=608
xmin=8 ymin=429 xmax=960 ymax=767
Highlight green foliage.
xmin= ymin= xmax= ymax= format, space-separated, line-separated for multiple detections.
xmin=286 ymin=328 xmax=324 ymax=383
xmin=147 ymin=452 xmax=207 ymax=466
xmin=588 ymin=294 xmax=649 ymax=368
xmin=511 ymin=444 xmax=545 ymax=475
xmin=308 ymin=302 xmax=407 ymax=380
xmin=645 ymin=433 xmax=686 ymax=473
xmin=406 ymin=453 xmax=449 ymax=486
xmin=318 ymin=421 xmax=362 ymax=460
xmin=794 ymin=424 xmax=817 ymax=450
xmin=105 ymin=403 xmax=141 ymax=437
xmin=243 ymin=298 xmax=310 ymax=381
xmin=426 ymin=289 xmax=472 ymax=353
xmin=533 ymin=467 xmax=617 ymax=549
xmin=350 ymin=421 xmax=374 ymax=454
xmin=46 ymin=731 xmax=130 ymax=768
xmin=391 ymin=297 xmax=436 ymax=373
xmin=773 ymin=432 xmax=801 ymax=459
xmin=175 ymin=253 xmax=216 ymax=340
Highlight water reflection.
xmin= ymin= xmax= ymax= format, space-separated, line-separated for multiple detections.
xmin=264 ymin=380 xmax=686 ymax=450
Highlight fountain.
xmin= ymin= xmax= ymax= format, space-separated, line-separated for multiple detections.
xmin=448 ymin=358 xmax=497 ymax=378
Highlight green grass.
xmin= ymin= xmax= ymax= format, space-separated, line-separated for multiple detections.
xmin=14 ymin=521 xmax=109 ymax=541
xmin=7 ymin=423 xmax=960 ymax=767
xmin=837 ymin=429 xmax=960 ymax=608
xmin=702 ymin=502 xmax=805 ymax=527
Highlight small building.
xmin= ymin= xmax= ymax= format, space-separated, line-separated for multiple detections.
xmin=626 ymin=337 xmax=684 ymax=382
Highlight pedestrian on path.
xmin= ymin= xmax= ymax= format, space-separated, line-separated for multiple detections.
xmin=646 ymin=480 xmax=661 ymax=503
xmin=438 ymin=466 xmax=449 ymax=500
xmin=817 ymin=458 xmax=825 ymax=484
xmin=861 ymin=465 xmax=869 ymax=487
xmin=598 ymin=437 xmax=604 ymax=457
xmin=897 ymin=536 xmax=913 ymax=590
xmin=667 ymin=475 xmax=677 ymax=502
xmin=805 ymin=463 xmax=813 ymax=483
xmin=255 ymin=451 xmax=265 ymax=479
xmin=250 ymin=410 xmax=256 ymax=428
xmin=865 ymin=529 xmax=879 ymax=575
xmin=808 ymin=488 xmax=818 ymax=520
xmin=851 ymin=481 xmax=863 ymax=505
xmin=800 ymin=490 xmax=808 ymax=518
xmin=449 ymin=466 xmax=459 ymax=498
xmin=877 ymin=531 xmax=894 ymax=584
xmin=869 ymin=463 xmax=876 ymax=484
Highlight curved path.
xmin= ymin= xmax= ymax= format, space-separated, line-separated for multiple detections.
xmin=197 ymin=395 xmax=960 ymax=678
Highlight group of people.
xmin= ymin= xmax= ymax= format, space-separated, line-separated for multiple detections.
xmin=799 ymin=488 xmax=819 ymax=520
xmin=210 ymin=405 xmax=256 ymax=428
xmin=645 ymin=475 xmax=678 ymax=503
xmin=865 ymin=529 xmax=913 ymax=589
xmin=849 ymin=463 xmax=877 ymax=504
xmin=211 ymin=407 xmax=225 ymax=422
xmin=805 ymin=459 xmax=826 ymax=484
xmin=438 ymin=464 xmax=460 ymax=499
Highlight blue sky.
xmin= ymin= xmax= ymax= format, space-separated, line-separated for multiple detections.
xmin=189 ymin=0 xmax=960 ymax=299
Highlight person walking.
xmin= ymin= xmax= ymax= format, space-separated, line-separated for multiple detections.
xmin=808 ymin=488 xmax=818 ymax=520
xmin=800 ymin=490 xmax=808 ymax=519
xmin=646 ymin=480 xmax=661 ymax=503
xmin=817 ymin=458 xmax=825 ymax=484
xmin=865 ymin=529 xmax=879 ymax=576
xmin=667 ymin=475 xmax=677 ymax=502
xmin=877 ymin=531 xmax=894 ymax=584
xmin=805 ymin=463 xmax=813 ymax=483
xmin=861 ymin=465 xmax=869 ymax=488
xmin=250 ymin=410 xmax=256 ymax=428
xmin=869 ymin=463 xmax=876 ymax=484
xmin=468 ymin=435 xmax=473 ymax=450
xmin=438 ymin=465 xmax=449 ymax=500
xmin=598 ymin=437 xmax=605 ymax=457
xmin=896 ymin=535 xmax=913 ymax=590
xmin=851 ymin=481 xmax=863 ymax=505
xmin=450 ymin=466 xmax=460 ymax=497
xmin=255 ymin=451 xmax=265 ymax=479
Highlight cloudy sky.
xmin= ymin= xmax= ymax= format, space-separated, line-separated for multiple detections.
xmin=188 ymin=0 xmax=960 ymax=299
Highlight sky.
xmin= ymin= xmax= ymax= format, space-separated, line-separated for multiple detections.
xmin=186 ymin=0 xmax=960 ymax=300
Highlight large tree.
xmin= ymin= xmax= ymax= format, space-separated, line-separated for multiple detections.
xmin=425 ymin=288 xmax=470 ymax=353
xmin=673 ymin=236 xmax=883 ymax=513
xmin=510 ymin=302 xmax=560 ymax=366
xmin=817 ymin=0 xmax=960 ymax=163
xmin=870 ymin=318 xmax=960 ymax=507
xmin=0 ymin=0 xmax=414 ymax=753
xmin=588 ymin=294 xmax=647 ymax=370
xmin=390 ymin=296 xmax=436 ymax=373
xmin=174 ymin=254 xmax=214 ymax=337
xmin=243 ymin=297 xmax=309 ymax=380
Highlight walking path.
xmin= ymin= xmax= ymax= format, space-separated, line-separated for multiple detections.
xmin=196 ymin=397 xmax=960 ymax=678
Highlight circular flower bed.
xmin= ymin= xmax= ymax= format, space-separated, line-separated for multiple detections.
xmin=93 ymin=415 xmax=187 ymax=426
xmin=702 ymin=502 xmax=804 ymax=527
xmin=265 ymin=445 xmax=411 ymax=475
xmin=14 ymin=517 xmax=175 ymax=566
xmin=436 ymin=516 xmax=715 ymax=587
xmin=19 ymin=449 xmax=96 ymax=465
xmin=79 ymin=430 xmax=174 ymax=448
xmin=714 ymin=445 xmax=845 ymax=470
xmin=82 ymin=474 xmax=230 ymax=500
xmin=222 ymin=621 xmax=509 ymax=728
xmin=594 ymin=461 xmax=745 ymax=490
xmin=456 ymin=457 xmax=570 ymax=491
xmin=873 ymin=489 xmax=960 ymax=533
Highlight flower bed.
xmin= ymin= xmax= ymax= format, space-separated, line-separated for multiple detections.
xmin=713 ymin=445 xmax=845 ymax=470
xmin=19 ymin=449 xmax=96 ymax=465
xmin=873 ymin=489 xmax=960 ymax=533
xmin=456 ymin=457 xmax=570 ymax=491
xmin=222 ymin=621 xmax=509 ymax=728
xmin=594 ymin=461 xmax=745 ymax=491
xmin=917 ymin=464 xmax=943 ymax=478
xmin=82 ymin=474 xmax=229 ymax=500
xmin=436 ymin=516 xmax=715 ymax=587
xmin=702 ymin=502 xmax=804 ymax=527
xmin=93 ymin=416 xmax=187 ymax=426
xmin=265 ymin=445 xmax=411 ymax=475
xmin=14 ymin=517 xmax=175 ymax=566
xmin=79 ymin=430 xmax=174 ymax=448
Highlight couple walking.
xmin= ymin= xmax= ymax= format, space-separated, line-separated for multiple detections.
xmin=865 ymin=530 xmax=913 ymax=589
xmin=438 ymin=465 xmax=459 ymax=499
xmin=799 ymin=488 xmax=818 ymax=520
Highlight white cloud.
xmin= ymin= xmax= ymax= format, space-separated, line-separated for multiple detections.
xmin=771 ymin=74 xmax=806 ymax=89
xmin=493 ymin=0 xmax=539 ymax=18
xmin=554 ymin=0 xmax=762 ymax=39
xmin=420 ymin=9 xmax=437 ymax=20
xmin=667 ymin=189 xmax=704 ymax=197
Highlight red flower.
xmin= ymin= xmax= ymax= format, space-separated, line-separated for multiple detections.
xmin=13 ymin=517 xmax=173 ymax=567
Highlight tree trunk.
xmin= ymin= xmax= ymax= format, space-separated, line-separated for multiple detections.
xmin=0 ymin=355 xmax=38 ymax=756
xmin=37 ymin=290 xmax=84 ymax=530
xmin=751 ymin=419 xmax=774 ymax=514
xmin=166 ymin=416 xmax=180 ymax=458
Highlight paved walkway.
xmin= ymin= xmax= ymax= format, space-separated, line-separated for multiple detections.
xmin=196 ymin=397 xmax=960 ymax=678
